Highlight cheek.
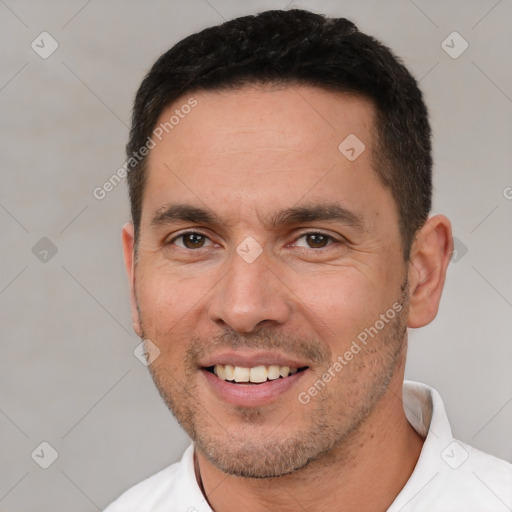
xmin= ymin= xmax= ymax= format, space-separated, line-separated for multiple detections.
xmin=134 ymin=263 xmax=202 ymax=345
xmin=291 ymin=267 xmax=398 ymax=349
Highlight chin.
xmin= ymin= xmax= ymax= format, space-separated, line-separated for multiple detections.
xmin=193 ymin=421 xmax=341 ymax=479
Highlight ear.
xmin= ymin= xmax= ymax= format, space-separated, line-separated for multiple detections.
xmin=407 ymin=215 xmax=453 ymax=328
xmin=122 ymin=222 xmax=142 ymax=337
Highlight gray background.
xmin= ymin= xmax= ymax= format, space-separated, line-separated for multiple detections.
xmin=1 ymin=0 xmax=511 ymax=510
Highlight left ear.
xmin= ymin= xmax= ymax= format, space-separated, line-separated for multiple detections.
xmin=407 ymin=215 xmax=453 ymax=328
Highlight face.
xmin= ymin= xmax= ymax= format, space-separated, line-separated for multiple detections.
xmin=125 ymin=85 xmax=411 ymax=478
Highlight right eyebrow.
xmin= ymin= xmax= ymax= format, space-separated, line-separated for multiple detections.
xmin=150 ymin=204 xmax=223 ymax=229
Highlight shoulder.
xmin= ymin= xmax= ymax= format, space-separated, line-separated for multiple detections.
xmin=103 ymin=461 xmax=183 ymax=511
xmin=103 ymin=445 xmax=207 ymax=512
xmin=390 ymin=441 xmax=512 ymax=511
xmin=393 ymin=382 xmax=512 ymax=511
xmin=461 ymin=441 xmax=512 ymax=493
xmin=429 ymin=441 xmax=512 ymax=510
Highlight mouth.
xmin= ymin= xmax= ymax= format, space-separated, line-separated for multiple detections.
xmin=205 ymin=364 xmax=309 ymax=384
xmin=200 ymin=357 xmax=311 ymax=407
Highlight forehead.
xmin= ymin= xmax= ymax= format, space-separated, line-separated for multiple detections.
xmin=142 ymin=85 xmax=394 ymax=227
xmin=153 ymin=84 xmax=375 ymax=160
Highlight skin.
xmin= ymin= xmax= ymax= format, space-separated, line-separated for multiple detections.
xmin=122 ymin=85 xmax=453 ymax=511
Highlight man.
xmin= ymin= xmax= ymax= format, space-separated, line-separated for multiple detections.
xmin=105 ymin=9 xmax=512 ymax=512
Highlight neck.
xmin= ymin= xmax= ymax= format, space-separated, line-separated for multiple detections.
xmin=195 ymin=376 xmax=423 ymax=512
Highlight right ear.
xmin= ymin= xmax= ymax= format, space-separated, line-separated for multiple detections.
xmin=121 ymin=222 xmax=142 ymax=337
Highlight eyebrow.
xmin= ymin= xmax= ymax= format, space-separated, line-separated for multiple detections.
xmin=150 ymin=202 xmax=365 ymax=231
xmin=267 ymin=203 xmax=364 ymax=230
xmin=151 ymin=204 xmax=223 ymax=228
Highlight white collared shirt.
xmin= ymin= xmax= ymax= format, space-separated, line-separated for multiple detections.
xmin=104 ymin=381 xmax=512 ymax=511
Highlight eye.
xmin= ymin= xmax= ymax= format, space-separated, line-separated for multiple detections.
xmin=293 ymin=232 xmax=336 ymax=249
xmin=171 ymin=232 xmax=214 ymax=249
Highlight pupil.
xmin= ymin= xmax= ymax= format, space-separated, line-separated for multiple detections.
xmin=307 ymin=234 xmax=327 ymax=248
xmin=184 ymin=234 xmax=204 ymax=248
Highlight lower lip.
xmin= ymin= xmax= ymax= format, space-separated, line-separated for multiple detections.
xmin=201 ymin=368 xmax=309 ymax=407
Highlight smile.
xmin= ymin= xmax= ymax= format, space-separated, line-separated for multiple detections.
xmin=206 ymin=364 xmax=308 ymax=383
xmin=202 ymin=362 xmax=310 ymax=407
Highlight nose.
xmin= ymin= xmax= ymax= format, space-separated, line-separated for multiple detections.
xmin=207 ymin=248 xmax=292 ymax=333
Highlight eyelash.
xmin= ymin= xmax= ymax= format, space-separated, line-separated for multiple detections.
xmin=167 ymin=230 xmax=343 ymax=250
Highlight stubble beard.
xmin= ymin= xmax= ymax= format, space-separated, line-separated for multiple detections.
xmin=141 ymin=281 xmax=409 ymax=479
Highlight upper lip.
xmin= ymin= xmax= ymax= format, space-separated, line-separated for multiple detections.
xmin=200 ymin=349 xmax=310 ymax=369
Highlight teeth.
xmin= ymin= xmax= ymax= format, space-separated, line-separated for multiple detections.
xmin=224 ymin=364 xmax=235 ymax=380
xmin=211 ymin=364 xmax=301 ymax=383
xmin=216 ymin=364 xmax=226 ymax=380
xmin=250 ymin=366 xmax=268 ymax=383
xmin=267 ymin=365 xmax=281 ymax=380
xmin=233 ymin=366 xmax=250 ymax=382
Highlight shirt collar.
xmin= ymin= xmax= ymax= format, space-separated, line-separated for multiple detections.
xmin=388 ymin=380 xmax=454 ymax=510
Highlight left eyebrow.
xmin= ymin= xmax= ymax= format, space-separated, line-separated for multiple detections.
xmin=266 ymin=203 xmax=365 ymax=231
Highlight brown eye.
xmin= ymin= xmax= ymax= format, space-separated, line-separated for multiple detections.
xmin=174 ymin=232 xmax=210 ymax=249
xmin=304 ymin=233 xmax=331 ymax=248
